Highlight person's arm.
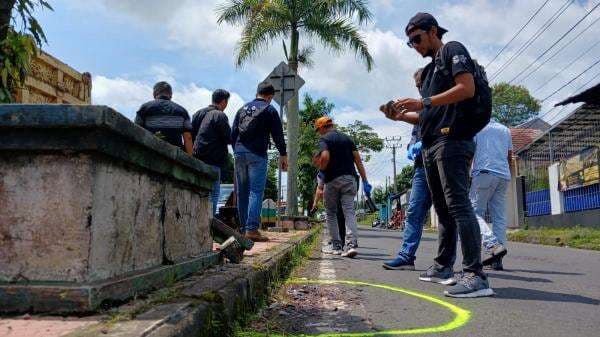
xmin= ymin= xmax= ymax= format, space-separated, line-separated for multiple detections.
xmin=317 ymin=150 xmax=330 ymax=171
xmin=269 ymin=107 xmax=287 ymax=156
xmin=219 ymin=113 xmax=232 ymax=145
xmin=312 ymin=185 xmax=324 ymax=210
xmin=182 ymin=108 xmax=193 ymax=156
xmin=394 ymin=42 xmax=476 ymax=112
xmin=183 ymin=132 xmax=193 ymax=155
xmin=353 ymin=151 xmax=368 ymax=182
xmin=393 ymin=73 xmax=474 ymax=112
xmin=269 ymin=107 xmax=288 ymax=171
xmin=134 ymin=105 xmax=145 ymax=127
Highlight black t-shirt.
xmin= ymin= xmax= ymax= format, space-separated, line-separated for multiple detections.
xmin=192 ymin=105 xmax=231 ymax=168
xmin=318 ymin=129 xmax=357 ymax=183
xmin=135 ymin=98 xmax=192 ymax=149
xmin=419 ymin=41 xmax=476 ymax=147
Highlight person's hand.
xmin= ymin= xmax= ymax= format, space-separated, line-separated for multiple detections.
xmin=380 ymin=101 xmax=406 ymax=121
xmin=393 ymin=98 xmax=423 ymax=113
xmin=280 ymin=156 xmax=288 ymax=171
xmin=363 ymin=180 xmax=373 ymax=197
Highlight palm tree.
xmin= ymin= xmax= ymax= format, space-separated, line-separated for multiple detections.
xmin=217 ymin=0 xmax=374 ymax=215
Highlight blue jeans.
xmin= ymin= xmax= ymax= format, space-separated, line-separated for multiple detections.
xmin=470 ymin=172 xmax=509 ymax=250
xmin=234 ymin=151 xmax=268 ymax=232
xmin=397 ymin=166 xmax=432 ymax=262
xmin=209 ymin=165 xmax=221 ymax=216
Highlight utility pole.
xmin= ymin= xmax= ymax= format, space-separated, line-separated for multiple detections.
xmin=385 ymin=137 xmax=402 ymax=193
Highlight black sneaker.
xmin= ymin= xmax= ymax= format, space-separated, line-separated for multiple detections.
xmin=419 ymin=265 xmax=456 ymax=285
xmin=489 ymin=259 xmax=504 ymax=271
xmin=444 ymin=272 xmax=495 ymax=298
xmin=482 ymin=244 xmax=507 ymax=266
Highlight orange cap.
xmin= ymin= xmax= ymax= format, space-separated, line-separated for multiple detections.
xmin=314 ymin=116 xmax=333 ymax=130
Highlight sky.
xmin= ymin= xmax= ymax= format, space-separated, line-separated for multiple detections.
xmin=34 ymin=0 xmax=600 ymax=190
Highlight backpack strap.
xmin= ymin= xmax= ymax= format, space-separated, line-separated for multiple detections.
xmin=434 ymin=43 xmax=450 ymax=77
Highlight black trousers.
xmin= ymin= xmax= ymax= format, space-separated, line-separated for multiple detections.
xmin=423 ymin=139 xmax=483 ymax=275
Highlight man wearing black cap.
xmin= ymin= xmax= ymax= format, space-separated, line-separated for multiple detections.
xmin=389 ymin=13 xmax=493 ymax=298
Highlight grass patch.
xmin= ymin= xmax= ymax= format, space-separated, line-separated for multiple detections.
xmin=508 ymin=226 xmax=600 ymax=251
xmin=358 ymin=213 xmax=378 ymax=227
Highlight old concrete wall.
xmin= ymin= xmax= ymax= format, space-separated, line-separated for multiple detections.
xmin=0 ymin=105 xmax=216 ymax=285
xmin=0 ymin=153 xmax=213 ymax=283
xmin=0 ymin=154 xmax=93 ymax=283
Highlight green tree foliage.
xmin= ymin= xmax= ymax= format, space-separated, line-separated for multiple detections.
xmin=492 ymin=82 xmax=541 ymax=127
xmin=394 ymin=165 xmax=415 ymax=194
xmin=0 ymin=0 xmax=52 ymax=102
xmin=371 ymin=186 xmax=386 ymax=205
xmin=338 ymin=120 xmax=384 ymax=162
xmin=264 ymin=152 xmax=279 ymax=201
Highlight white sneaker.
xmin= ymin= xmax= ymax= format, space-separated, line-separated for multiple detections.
xmin=341 ymin=247 xmax=358 ymax=258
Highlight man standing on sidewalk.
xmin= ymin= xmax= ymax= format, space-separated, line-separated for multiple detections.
xmin=470 ymin=120 xmax=513 ymax=270
xmin=135 ymin=81 xmax=193 ymax=155
xmin=313 ymin=117 xmax=372 ymax=258
xmin=192 ymin=89 xmax=232 ymax=216
xmin=231 ymin=82 xmax=287 ymax=242
xmin=392 ymin=13 xmax=493 ymax=297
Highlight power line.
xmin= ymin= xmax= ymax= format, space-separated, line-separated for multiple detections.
xmin=486 ymin=0 xmax=552 ymax=69
xmin=533 ymin=39 xmax=600 ymax=93
xmin=543 ymin=70 xmax=600 ymax=122
xmin=489 ymin=0 xmax=575 ymax=82
xmin=542 ymin=58 xmax=600 ymax=102
xmin=508 ymin=3 xmax=600 ymax=84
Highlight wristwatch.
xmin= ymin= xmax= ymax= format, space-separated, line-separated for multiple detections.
xmin=422 ymin=97 xmax=432 ymax=109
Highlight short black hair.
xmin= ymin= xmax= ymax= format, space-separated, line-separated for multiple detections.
xmin=153 ymin=81 xmax=172 ymax=98
xmin=212 ymin=89 xmax=230 ymax=104
xmin=257 ymin=82 xmax=275 ymax=96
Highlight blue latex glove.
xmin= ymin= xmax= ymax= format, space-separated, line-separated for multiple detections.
xmin=407 ymin=144 xmax=415 ymax=161
xmin=407 ymin=141 xmax=423 ymax=161
xmin=363 ymin=180 xmax=373 ymax=197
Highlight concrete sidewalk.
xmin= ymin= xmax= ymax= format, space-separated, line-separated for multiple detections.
xmin=0 ymin=229 xmax=318 ymax=337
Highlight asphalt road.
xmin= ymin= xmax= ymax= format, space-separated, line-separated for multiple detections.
xmin=291 ymin=226 xmax=600 ymax=337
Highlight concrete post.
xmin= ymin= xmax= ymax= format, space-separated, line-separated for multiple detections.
xmin=548 ymin=162 xmax=564 ymax=215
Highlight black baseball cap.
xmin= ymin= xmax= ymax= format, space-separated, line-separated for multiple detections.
xmin=405 ymin=12 xmax=448 ymax=37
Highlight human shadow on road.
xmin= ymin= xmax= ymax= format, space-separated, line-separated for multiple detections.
xmin=506 ymin=269 xmax=584 ymax=276
xmin=487 ymin=272 xmax=553 ymax=283
xmin=494 ymin=287 xmax=600 ymax=305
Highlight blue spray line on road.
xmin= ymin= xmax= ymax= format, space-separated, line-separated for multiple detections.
xmin=238 ymin=278 xmax=471 ymax=337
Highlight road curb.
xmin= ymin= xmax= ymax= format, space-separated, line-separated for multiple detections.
xmin=65 ymin=227 xmax=321 ymax=337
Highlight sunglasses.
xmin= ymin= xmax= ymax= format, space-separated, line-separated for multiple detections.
xmin=407 ymin=32 xmax=426 ymax=48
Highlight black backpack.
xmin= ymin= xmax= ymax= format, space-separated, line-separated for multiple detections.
xmin=434 ymin=42 xmax=492 ymax=138
xmin=236 ymin=102 xmax=269 ymax=141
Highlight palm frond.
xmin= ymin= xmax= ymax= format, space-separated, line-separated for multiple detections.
xmin=297 ymin=45 xmax=315 ymax=68
xmin=236 ymin=18 xmax=289 ymax=67
xmin=315 ymin=0 xmax=373 ymax=25
xmin=304 ymin=16 xmax=374 ymax=71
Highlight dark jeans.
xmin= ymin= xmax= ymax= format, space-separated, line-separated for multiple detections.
xmin=423 ymin=140 xmax=483 ymax=275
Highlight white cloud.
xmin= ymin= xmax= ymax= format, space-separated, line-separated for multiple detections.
xmin=92 ymin=73 xmax=245 ymax=122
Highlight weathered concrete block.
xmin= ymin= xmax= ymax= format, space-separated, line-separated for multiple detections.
xmin=0 ymin=153 xmax=93 ymax=283
xmin=0 ymin=105 xmax=219 ymax=312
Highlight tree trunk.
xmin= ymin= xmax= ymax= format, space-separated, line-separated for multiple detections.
xmin=0 ymin=0 xmax=16 ymax=42
xmin=285 ymin=28 xmax=300 ymax=216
